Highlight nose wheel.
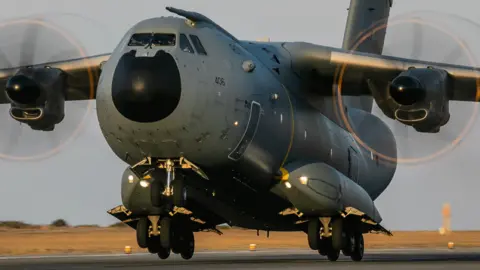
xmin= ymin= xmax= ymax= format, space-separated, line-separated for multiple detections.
xmin=136 ymin=217 xmax=171 ymax=259
xmin=307 ymin=217 xmax=364 ymax=262
xmin=135 ymin=216 xmax=195 ymax=260
xmin=350 ymin=233 xmax=364 ymax=261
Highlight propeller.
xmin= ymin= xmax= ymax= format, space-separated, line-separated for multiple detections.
xmin=377 ymin=11 xmax=480 ymax=163
xmin=0 ymin=13 xmax=110 ymax=161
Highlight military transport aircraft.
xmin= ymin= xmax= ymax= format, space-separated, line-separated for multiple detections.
xmin=0 ymin=0 xmax=479 ymax=262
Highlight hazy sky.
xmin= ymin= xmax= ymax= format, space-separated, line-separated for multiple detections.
xmin=0 ymin=0 xmax=480 ymax=231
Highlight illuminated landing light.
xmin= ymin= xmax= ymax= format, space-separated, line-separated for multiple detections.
xmin=234 ymin=121 xmax=239 ymax=126
xmin=299 ymin=176 xmax=308 ymax=185
xmin=285 ymin=182 xmax=292 ymax=189
xmin=139 ymin=180 xmax=150 ymax=188
xmin=128 ymin=175 xmax=134 ymax=183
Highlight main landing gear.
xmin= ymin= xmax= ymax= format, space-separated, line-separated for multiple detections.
xmin=307 ymin=217 xmax=364 ymax=262
xmin=136 ymin=216 xmax=195 ymax=260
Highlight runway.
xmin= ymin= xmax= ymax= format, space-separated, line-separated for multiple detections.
xmin=1 ymin=249 xmax=479 ymax=269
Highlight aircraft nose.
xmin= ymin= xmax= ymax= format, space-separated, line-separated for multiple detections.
xmin=111 ymin=50 xmax=181 ymax=123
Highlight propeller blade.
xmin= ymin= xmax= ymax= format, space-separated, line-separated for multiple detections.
xmin=47 ymin=49 xmax=81 ymax=62
xmin=410 ymin=17 xmax=423 ymax=60
xmin=18 ymin=16 xmax=43 ymax=66
xmin=0 ymin=48 xmax=12 ymax=68
xmin=379 ymin=12 xmax=479 ymax=162
xmin=2 ymin=122 xmax=23 ymax=156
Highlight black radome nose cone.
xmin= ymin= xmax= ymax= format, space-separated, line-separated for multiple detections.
xmin=112 ymin=50 xmax=181 ymax=123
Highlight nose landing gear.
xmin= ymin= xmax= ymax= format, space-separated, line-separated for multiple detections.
xmin=129 ymin=157 xmax=205 ymax=260
xmin=136 ymin=215 xmax=196 ymax=260
xmin=129 ymin=157 xmax=206 ymax=208
xmin=307 ymin=217 xmax=364 ymax=262
xmin=136 ymin=217 xmax=171 ymax=259
xmin=162 ymin=159 xmax=174 ymax=197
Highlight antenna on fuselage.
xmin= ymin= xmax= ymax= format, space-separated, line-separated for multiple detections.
xmin=256 ymin=37 xmax=271 ymax=42
xmin=165 ymin=6 xmax=239 ymax=42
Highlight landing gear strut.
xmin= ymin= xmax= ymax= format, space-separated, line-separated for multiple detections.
xmin=145 ymin=158 xmax=189 ymax=208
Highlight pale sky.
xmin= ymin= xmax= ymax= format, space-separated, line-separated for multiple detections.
xmin=0 ymin=0 xmax=479 ymax=230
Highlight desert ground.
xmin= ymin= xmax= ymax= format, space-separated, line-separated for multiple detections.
xmin=0 ymin=227 xmax=479 ymax=256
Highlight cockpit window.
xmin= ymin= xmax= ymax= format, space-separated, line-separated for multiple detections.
xmin=128 ymin=33 xmax=176 ymax=47
xmin=179 ymin=34 xmax=194 ymax=53
xmin=189 ymin=34 xmax=207 ymax=55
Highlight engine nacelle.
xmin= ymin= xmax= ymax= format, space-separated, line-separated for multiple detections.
xmin=373 ymin=67 xmax=451 ymax=133
xmin=5 ymin=67 xmax=67 ymax=131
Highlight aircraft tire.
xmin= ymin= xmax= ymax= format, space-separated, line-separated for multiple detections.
xmin=173 ymin=177 xmax=186 ymax=207
xmin=342 ymin=233 xmax=354 ymax=256
xmin=307 ymin=219 xmax=320 ymax=250
xmin=350 ymin=233 xmax=364 ymax=262
xmin=136 ymin=217 xmax=149 ymax=248
xmin=160 ymin=217 xmax=172 ymax=249
xmin=170 ymin=226 xmax=183 ymax=254
xmin=327 ymin=250 xmax=340 ymax=261
xmin=180 ymin=229 xmax=195 ymax=260
xmin=317 ymin=238 xmax=328 ymax=256
xmin=331 ymin=218 xmax=343 ymax=251
xmin=151 ymin=179 xmax=163 ymax=207
xmin=147 ymin=235 xmax=161 ymax=254
xmin=326 ymin=243 xmax=340 ymax=262
xmin=157 ymin=246 xmax=171 ymax=259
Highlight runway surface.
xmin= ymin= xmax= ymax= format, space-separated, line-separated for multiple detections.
xmin=1 ymin=249 xmax=480 ymax=269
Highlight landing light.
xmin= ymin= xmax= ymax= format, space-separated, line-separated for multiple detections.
xmin=128 ymin=175 xmax=134 ymax=183
xmin=299 ymin=176 xmax=308 ymax=185
xmin=285 ymin=182 xmax=292 ymax=189
xmin=139 ymin=180 xmax=150 ymax=188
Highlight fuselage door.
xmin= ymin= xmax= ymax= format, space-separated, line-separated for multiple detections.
xmin=348 ymin=147 xmax=359 ymax=183
xmin=228 ymin=101 xmax=262 ymax=161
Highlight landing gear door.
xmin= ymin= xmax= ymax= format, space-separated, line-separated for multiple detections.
xmin=228 ymin=101 xmax=262 ymax=161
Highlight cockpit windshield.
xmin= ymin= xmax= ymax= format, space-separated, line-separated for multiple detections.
xmin=128 ymin=33 xmax=176 ymax=47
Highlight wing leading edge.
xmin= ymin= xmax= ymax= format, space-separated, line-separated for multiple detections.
xmin=282 ymin=42 xmax=480 ymax=102
xmin=0 ymin=53 xmax=111 ymax=104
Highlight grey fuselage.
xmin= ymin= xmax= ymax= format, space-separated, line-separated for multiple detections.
xmin=96 ymin=17 xmax=397 ymax=230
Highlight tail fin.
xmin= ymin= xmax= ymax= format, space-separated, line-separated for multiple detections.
xmin=341 ymin=0 xmax=393 ymax=112
xmin=342 ymin=0 xmax=393 ymax=55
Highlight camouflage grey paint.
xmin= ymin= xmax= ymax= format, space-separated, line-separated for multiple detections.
xmin=97 ymin=14 xmax=397 ymax=226
xmin=97 ymin=17 xmax=294 ymax=189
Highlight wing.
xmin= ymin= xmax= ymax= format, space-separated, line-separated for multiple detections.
xmin=0 ymin=53 xmax=111 ymax=104
xmin=283 ymin=42 xmax=480 ymax=102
